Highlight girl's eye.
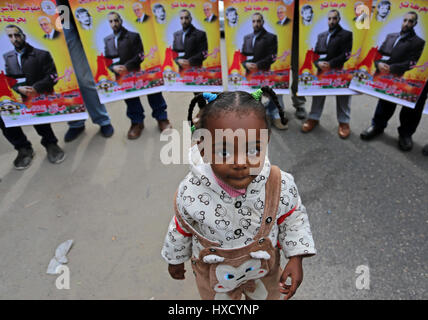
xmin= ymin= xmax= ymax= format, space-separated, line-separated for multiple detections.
xmin=225 ymin=273 xmax=235 ymax=280
xmin=247 ymin=148 xmax=260 ymax=156
xmin=217 ymin=150 xmax=231 ymax=158
xmin=245 ymin=267 xmax=254 ymax=273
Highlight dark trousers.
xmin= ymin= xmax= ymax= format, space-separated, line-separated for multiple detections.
xmin=372 ymin=99 xmax=423 ymax=138
xmin=125 ymin=93 xmax=168 ymax=124
xmin=0 ymin=118 xmax=58 ymax=150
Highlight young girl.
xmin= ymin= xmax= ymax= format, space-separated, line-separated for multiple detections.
xmin=161 ymin=87 xmax=316 ymax=300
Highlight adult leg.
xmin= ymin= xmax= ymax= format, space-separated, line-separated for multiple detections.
xmin=33 ymin=124 xmax=66 ymax=163
xmin=291 ymin=1 xmax=306 ymax=119
xmin=301 ymin=96 xmax=325 ymax=132
xmin=147 ymin=92 xmax=172 ymax=132
xmin=372 ymin=99 xmax=397 ymax=130
xmin=125 ymin=97 xmax=145 ymax=139
xmin=361 ymin=99 xmax=396 ymax=140
xmin=266 ymin=95 xmax=288 ymax=130
xmin=0 ymin=118 xmax=32 ymax=150
xmin=396 ymin=106 xmax=423 ymax=151
xmin=64 ymin=24 xmax=113 ymax=141
xmin=0 ymin=119 xmax=35 ymax=170
xmin=398 ymin=106 xmax=423 ymax=138
xmin=336 ymin=95 xmax=351 ymax=139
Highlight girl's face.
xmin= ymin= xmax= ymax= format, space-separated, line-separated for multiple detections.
xmin=203 ymin=111 xmax=269 ymax=190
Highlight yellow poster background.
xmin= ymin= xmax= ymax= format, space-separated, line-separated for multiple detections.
xmin=298 ymin=0 xmax=372 ymax=95
xmin=69 ymin=0 xmax=165 ymax=103
xmin=350 ymin=0 xmax=428 ymax=107
xmin=151 ymin=0 xmax=222 ymax=91
xmin=0 ymin=0 xmax=86 ymax=127
xmin=224 ymin=0 xmax=294 ymax=93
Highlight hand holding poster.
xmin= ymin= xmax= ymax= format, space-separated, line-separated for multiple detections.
xmin=224 ymin=0 xmax=294 ymax=93
xmin=152 ymin=0 xmax=223 ymax=92
xmin=0 ymin=0 xmax=87 ymax=127
xmin=68 ymin=0 xmax=165 ymax=104
xmin=350 ymin=0 xmax=428 ymax=108
xmin=298 ymin=0 xmax=372 ymax=96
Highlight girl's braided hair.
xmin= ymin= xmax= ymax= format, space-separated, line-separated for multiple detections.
xmin=187 ymin=86 xmax=288 ymax=131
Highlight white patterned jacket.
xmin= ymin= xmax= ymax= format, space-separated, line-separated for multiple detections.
xmin=161 ymin=146 xmax=316 ymax=265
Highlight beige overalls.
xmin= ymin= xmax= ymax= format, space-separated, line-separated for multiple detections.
xmin=174 ymin=166 xmax=283 ymax=300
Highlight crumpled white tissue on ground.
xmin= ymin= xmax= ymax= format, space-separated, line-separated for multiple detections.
xmin=46 ymin=240 xmax=74 ymax=275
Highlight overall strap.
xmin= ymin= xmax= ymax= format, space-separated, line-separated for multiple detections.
xmin=173 ymin=190 xmax=221 ymax=248
xmin=253 ymin=165 xmax=282 ymax=241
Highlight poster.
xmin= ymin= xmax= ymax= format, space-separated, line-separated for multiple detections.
xmin=350 ymin=0 xmax=428 ymax=108
xmin=298 ymin=0 xmax=371 ymax=95
xmin=68 ymin=0 xmax=165 ymax=104
xmin=151 ymin=0 xmax=223 ymax=92
xmin=224 ymin=0 xmax=294 ymax=93
xmin=0 ymin=0 xmax=87 ymax=127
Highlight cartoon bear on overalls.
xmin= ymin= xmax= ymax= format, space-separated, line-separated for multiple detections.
xmin=202 ymin=250 xmax=272 ymax=300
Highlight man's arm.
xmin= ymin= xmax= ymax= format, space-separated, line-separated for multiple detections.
xmin=32 ymin=51 xmax=57 ymax=94
xmin=375 ymin=35 xmax=391 ymax=72
xmin=187 ymin=31 xmax=208 ymax=66
xmin=389 ymin=38 xmax=426 ymax=75
xmin=123 ymin=33 xmax=144 ymax=71
xmin=327 ymin=31 xmax=353 ymax=69
xmin=255 ymin=34 xmax=278 ymax=70
xmin=103 ymin=37 xmax=116 ymax=59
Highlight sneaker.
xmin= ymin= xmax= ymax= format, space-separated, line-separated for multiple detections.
xmin=294 ymin=106 xmax=307 ymax=120
xmin=64 ymin=126 xmax=85 ymax=142
xmin=13 ymin=147 xmax=34 ymax=170
xmin=272 ymin=118 xmax=289 ymax=130
xmin=46 ymin=143 xmax=66 ymax=164
xmin=100 ymin=124 xmax=114 ymax=138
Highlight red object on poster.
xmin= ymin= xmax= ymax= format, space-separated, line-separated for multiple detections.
xmin=0 ymin=71 xmax=16 ymax=99
xmin=299 ymin=49 xmax=320 ymax=74
xmin=95 ymin=54 xmax=112 ymax=83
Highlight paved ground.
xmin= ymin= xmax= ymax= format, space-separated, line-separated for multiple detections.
xmin=1 ymin=37 xmax=427 ymax=299
xmin=0 ymin=91 xmax=427 ymax=300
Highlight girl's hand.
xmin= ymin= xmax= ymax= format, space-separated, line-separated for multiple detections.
xmin=279 ymin=256 xmax=303 ymax=300
xmin=168 ymin=263 xmax=186 ymax=280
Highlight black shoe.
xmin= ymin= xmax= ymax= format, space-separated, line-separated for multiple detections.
xmin=100 ymin=124 xmax=114 ymax=138
xmin=360 ymin=125 xmax=383 ymax=141
xmin=398 ymin=135 xmax=413 ymax=152
xmin=46 ymin=143 xmax=66 ymax=164
xmin=64 ymin=126 xmax=85 ymax=142
xmin=422 ymin=144 xmax=428 ymax=156
xmin=294 ymin=106 xmax=307 ymax=120
xmin=13 ymin=147 xmax=34 ymax=170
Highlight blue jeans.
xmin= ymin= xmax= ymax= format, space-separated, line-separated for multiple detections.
xmin=63 ymin=24 xmax=111 ymax=129
xmin=126 ymin=93 xmax=168 ymax=124
xmin=308 ymin=95 xmax=351 ymax=123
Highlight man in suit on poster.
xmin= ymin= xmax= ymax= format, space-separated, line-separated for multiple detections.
xmin=277 ymin=5 xmax=291 ymax=26
xmin=172 ymin=9 xmax=208 ymax=70
xmin=203 ymin=2 xmax=217 ymax=23
xmin=103 ymin=11 xmax=171 ymax=139
xmin=1 ymin=24 xmax=65 ymax=167
xmin=103 ymin=11 xmax=144 ymax=77
xmin=39 ymin=16 xmax=61 ymax=40
xmin=374 ymin=11 xmax=425 ymax=77
xmin=361 ymin=11 xmax=426 ymax=151
xmin=133 ymin=2 xmax=150 ymax=23
xmin=241 ymin=13 xmax=278 ymax=74
xmin=301 ymin=9 xmax=354 ymax=139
